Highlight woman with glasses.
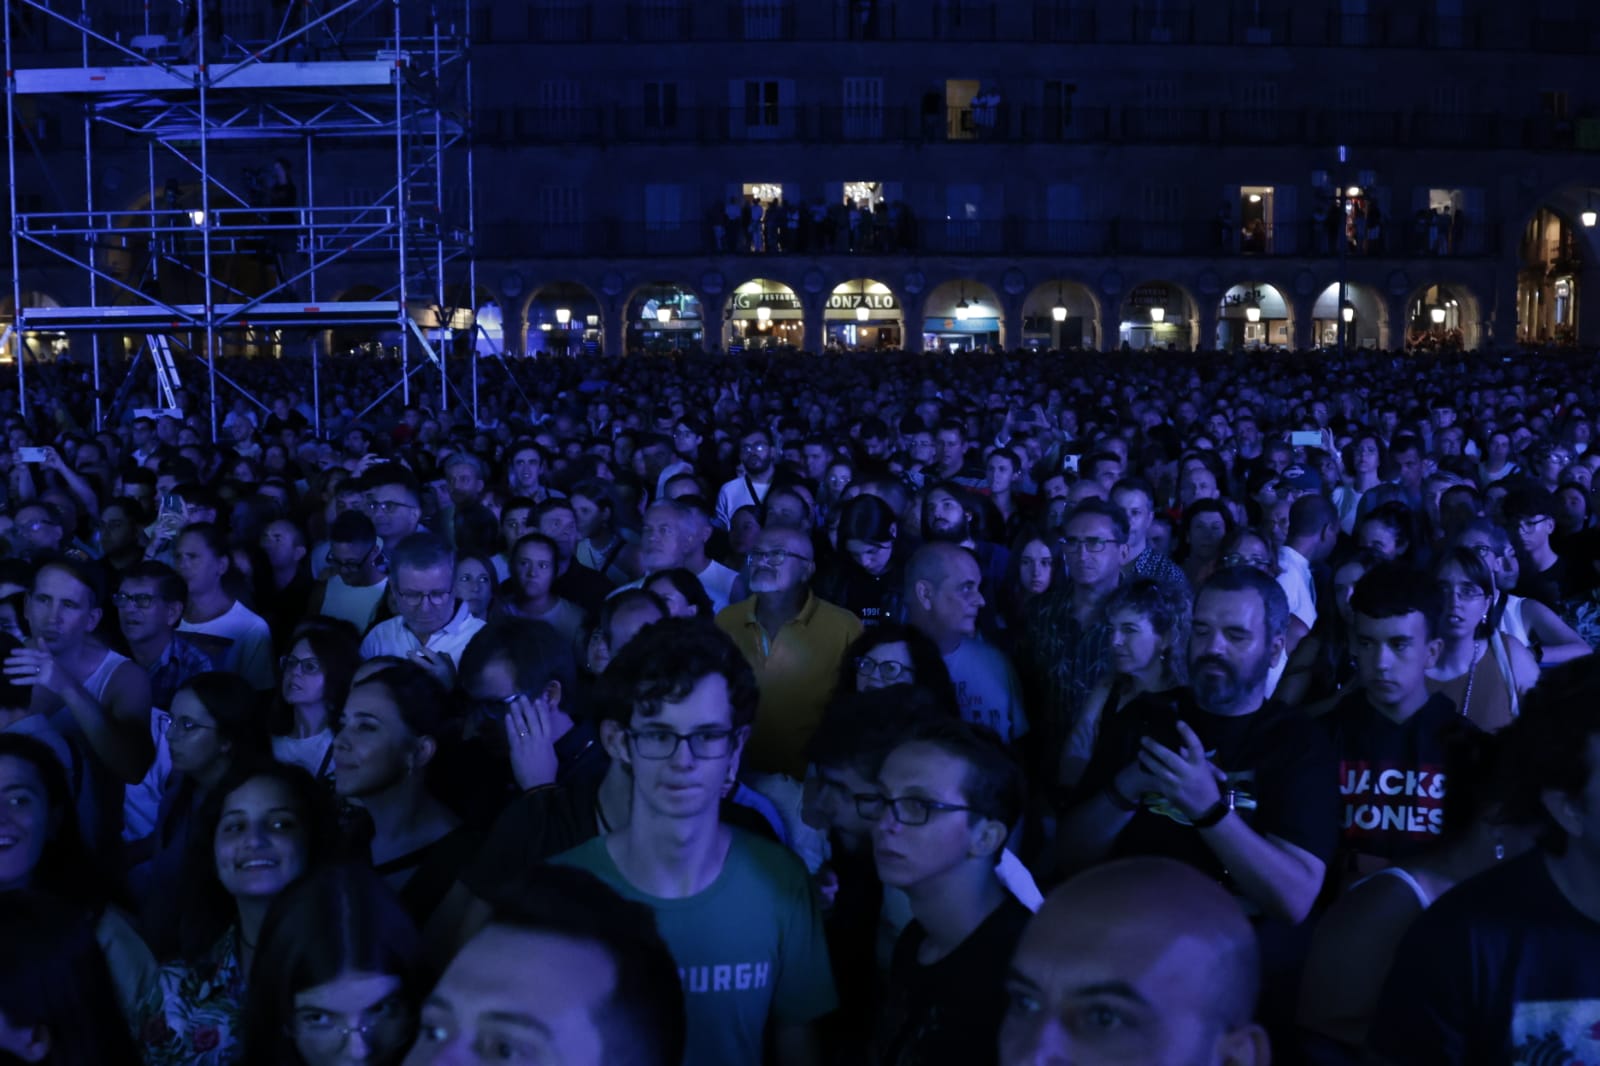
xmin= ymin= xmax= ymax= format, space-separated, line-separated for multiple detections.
xmin=270 ymin=618 xmax=362 ymax=778
xmin=816 ymin=494 xmax=906 ymax=628
xmin=452 ymin=550 xmax=498 ymax=620
xmin=1060 ymin=580 xmax=1186 ymax=790
xmin=142 ymin=671 xmax=273 ymax=960
xmin=835 ymin=623 xmax=959 ymax=715
xmin=1425 ymin=547 xmax=1538 ymax=732
xmin=1454 ymin=519 xmax=1590 ymax=667
xmin=1218 ymin=527 xmax=1279 ymax=576
xmin=240 ymin=863 xmax=421 ymax=1066
xmin=137 ymin=761 xmax=340 ymax=1066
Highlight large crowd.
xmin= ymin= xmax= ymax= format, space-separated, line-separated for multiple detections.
xmin=2 ymin=342 xmax=1600 ymax=1066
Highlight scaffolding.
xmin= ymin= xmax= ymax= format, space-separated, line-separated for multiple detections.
xmin=1 ymin=0 xmax=479 ymax=438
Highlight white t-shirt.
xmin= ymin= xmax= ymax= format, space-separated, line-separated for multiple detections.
xmin=179 ymin=599 xmax=276 ymax=690
xmin=1277 ymin=545 xmax=1318 ymax=631
xmin=943 ymin=637 xmax=1029 ymax=744
xmin=714 ymin=474 xmax=772 ymax=529
xmin=272 ymin=730 xmax=335 ymax=778
xmin=697 ymin=560 xmax=739 ymax=614
xmin=359 ymin=601 xmax=486 ymax=665
xmin=321 ymin=574 xmax=388 ymax=634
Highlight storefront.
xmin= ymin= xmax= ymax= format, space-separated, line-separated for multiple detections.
xmin=922 ymin=280 xmax=1000 ymax=351
xmin=526 ymin=282 xmax=603 ymax=357
xmin=726 ymin=279 xmax=804 ymax=350
xmin=1310 ymin=282 xmax=1381 ymax=349
xmin=627 ymin=285 xmax=703 ymax=352
xmin=1217 ymin=283 xmax=1290 ymax=350
xmin=1022 ymin=279 xmax=1098 ymax=350
xmin=826 ymin=279 xmax=902 ymax=350
xmin=1410 ymin=284 xmax=1468 ymax=349
xmin=1119 ymin=281 xmax=1193 ymax=350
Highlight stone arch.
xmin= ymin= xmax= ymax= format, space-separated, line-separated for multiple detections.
xmin=1020 ymin=279 xmax=1102 ymax=350
xmin=1117 ymin=279 xmax=1201 ymax=351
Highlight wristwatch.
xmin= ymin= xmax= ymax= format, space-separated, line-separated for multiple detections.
xmin=1192 ymin=793 xmax=1235 ymax=829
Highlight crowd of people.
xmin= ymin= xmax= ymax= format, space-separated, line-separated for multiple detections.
xmin=2 ymin=341 xmax=1600 ymax=1066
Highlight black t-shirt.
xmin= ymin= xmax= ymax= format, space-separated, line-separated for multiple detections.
xmin=1515 ymin=554 xmax=1599 ymax=614
xmin=1079 ymin=689 xmax=1342 ymax=901
xmin=554 ymin=561 xmax=615 ymax=617
xmin=875 ymin=896 xmax=1032 ymax=1066
xmin=1322 ymin=690 xmax=1477 ymax=865
xmin=1368 ymin=852 xmax=1600 ymax=1065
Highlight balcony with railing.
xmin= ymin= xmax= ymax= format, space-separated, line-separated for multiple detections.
xmin=624 ymin=2 xmax=693 ymax=41
xmin=833 ymin=0 xmax=895 ymax=39
xmin=729 ymin=1 xmax=795 ymax=40
xmin=933 ymin=2 xmax=997 ymax=40
xmin=474 ymin=215 xmax=1500 ymax=260
xmin=1032 ymin=2 xmax=1095 ymax=42
xmin=528 ymin=1 xmax=593 ymax=41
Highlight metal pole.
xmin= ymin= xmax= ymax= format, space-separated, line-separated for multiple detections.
xmin=5 ymin=0 xmax=27 ymax=416
xmin=197 ymin=0 xmax=218 ymax=441
xmin=84 ymin=0 xmax=101 ymax=430
xmin=393 ymin=0 xmax=409 ymax=407
xmin=1336 ymin=145 xmax=1349 ymax=362
xmin=306 ymin=134 xmax=321 ymax=439
xmin=464 ymin=0 xmax=479 ymax=426
xmin=433 ymin=0 xmax=447 ymax=416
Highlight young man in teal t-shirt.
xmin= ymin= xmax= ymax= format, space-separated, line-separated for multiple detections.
xmin=555 ymin=618 xmax=836 ymax=1066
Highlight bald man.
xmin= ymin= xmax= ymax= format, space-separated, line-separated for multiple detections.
xmin=716 ymin=525 xmax=862 ymax=776
xmin=906 ymin=543 xmax=1027 ymax=744
xmin=999 ymin=857 xmax=1271 ymax=1066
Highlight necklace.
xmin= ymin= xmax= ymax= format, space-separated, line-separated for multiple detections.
xmin=1458 ymin=639 xmax=1481 ymax=722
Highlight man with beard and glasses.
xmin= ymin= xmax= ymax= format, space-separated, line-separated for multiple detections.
xmin=1056 ymin=565 xmax=1339 ymax=1030
xmin=715 ymin=428 xmax=778 ymax=530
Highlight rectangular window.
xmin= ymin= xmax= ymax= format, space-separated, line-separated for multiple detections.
xmin=1339 ymin=0 xmax=1369 ymax=44
xmin=1541 ymin=90 xmax=1570 ymax=119
xmin=631 ymin=0 xmax=688 ymax=41
xmin=644 ymin=184 xmax=683 ymax=230
xmin=536 ymin=186 xmax=583 ymax=225
xmin=643 ymin=81 xmax=679 ymax=129
xmin=842 ymin=76 xmax=883 ymax=139
xmin=741 ymin=0 xmax=788 ymax=40
xmin=1041 ymin=79 xmax=1076 ymax=136
xmin=730 ymin=79 xmax=792 ymax=138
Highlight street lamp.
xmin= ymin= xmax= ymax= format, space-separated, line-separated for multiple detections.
xmin=1430 ymin=307 xmax=1447 ymax=325
xmin=555 ymin=307 xmax=572 ymax=326
xmin=1245 ymin=306 xmax=1262 ymax=323
xmin=1341 ymin=303 xmax=1355 ymax=323
xmin=1584 ymin=191 xmax=1597 ymax=228
xmin=756 ymin=305 xmax=771 ymax=323
xmin=855 ymin=304 xmax=869 ymax=322
xmin=1149 ymin=306 xmax=1166 ymax=324
xmin=656 ymin=306 xmax=672 ymax=324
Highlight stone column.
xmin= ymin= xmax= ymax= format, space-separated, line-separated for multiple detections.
xmin=600 ymin=300 xmax=625 ymax=358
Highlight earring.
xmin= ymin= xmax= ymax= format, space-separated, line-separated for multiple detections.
xmin=1493 ymin=832 xmax=1506 ymax=863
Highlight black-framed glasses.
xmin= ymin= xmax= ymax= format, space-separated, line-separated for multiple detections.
xmin=854 ymin=793 xmax=989 ymax=826
xmin=747 ymin=549 xmax=812 ymax=566
xmin=393 ymin=588 xmax=453 ymax=608
xmin=365 ymin=499 xmax=418 ymax=515
xmin=324 ymin=547 xmax=373 ymax=572
xmin=855 ymin=656 xmax=912 ymax=682
xmin=111 ymin=591 xmax=161 ymax=609
xmin=1222 ymin=552 xmax=1273 ymax=570
xmin=627 ymin=728 xmax=737 ymax=760
xmin=279 ymin=655 xmax=322 ymax=676
xmin=1060 ymin=535 xmax=1121 ymax=554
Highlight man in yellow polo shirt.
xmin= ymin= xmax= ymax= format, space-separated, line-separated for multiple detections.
xmin=716 ymin=525 xmax=862 ymax=778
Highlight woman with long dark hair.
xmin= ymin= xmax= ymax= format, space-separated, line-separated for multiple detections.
xmin=0 ymin=890 xmax=142 ymax=1065
xmin=240 ymin=863 xmax=422 ymax=1066
xmin=0 ymin=733 xmax=156 ymax=1029
xmin=1425 ymin=547 xmax=1539 ymax=731
xmin=269 ymin=617 xmax=361 ymax=779
xmin=814 ymin=494 xmax=905 ymax=627
xmin=835 ymin=622 xmax=960 ymax=715
xmin=137 ymin=761 xmax=341 ymax=1066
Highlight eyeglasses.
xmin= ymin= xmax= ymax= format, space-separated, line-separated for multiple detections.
xmin=1060 ymin=536 xmax=1121 ymax=554
xmin=627 ymin=728 xmax=737 ymax=760
xmin=747 ymin=549 xmax=813 ymax=566
xmin=112 ymin=591 xmax=162 ymax=609
xmin=741 ymin=443 xmax=771 ymax=454
xmin=854 ymin=793 xmax=990 ymax=826
xmin=1437 ymin=581 xmax=1488 ymax=602
xmin=288 ymin=996 xmax=410 ymax=1050
xmin=279 ymin=655 xmax=322 ymax=676
xmin=365 ymin=499 xmax=418 ymax=515
xmin=855 ymin=656 xmax=912 ymax=682
xmin=1222 ymin=552 xmax=1274 ymax=570
xmin=393 ymin=588 xmax=453 ymax=608
xmin=1515 ymin=517 xmax=1551 ymax=533
xmin=325 ymin=548 xmax=373 ymax=572
xmin=467 ymin=690 xmax=530 ymax=719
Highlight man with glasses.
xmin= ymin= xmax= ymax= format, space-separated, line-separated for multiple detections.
xmin=907 ymin=542 xmax=1027 ymax=745
xmin=1016 ymin=500 xmax=1129 ymax=768
xmin=715 ymin=428 xmax=777 ymax=530
xmin=556 ymin=619 xmax=836 ymax=1066
xmin=362 ymin=464 xmax=424 ymax=544
xmin=359 ymin=532 xmax=484 ymax=679
xmin=1506 ymin=487 xmax=1598 ymax=629
xmin=869 ymin=717 xmax=1030 ymax=1066
xmin=717 ymin=526 xmax=861 ymax=778
xmin=10 ymin=501 xmax=64 ymax=559
xmin=307 ymin=510 xmax=389 ymax=635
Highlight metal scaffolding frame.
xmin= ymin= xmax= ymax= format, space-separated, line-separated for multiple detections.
xmin=1 ymin=0 xmax=479 ymax=438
